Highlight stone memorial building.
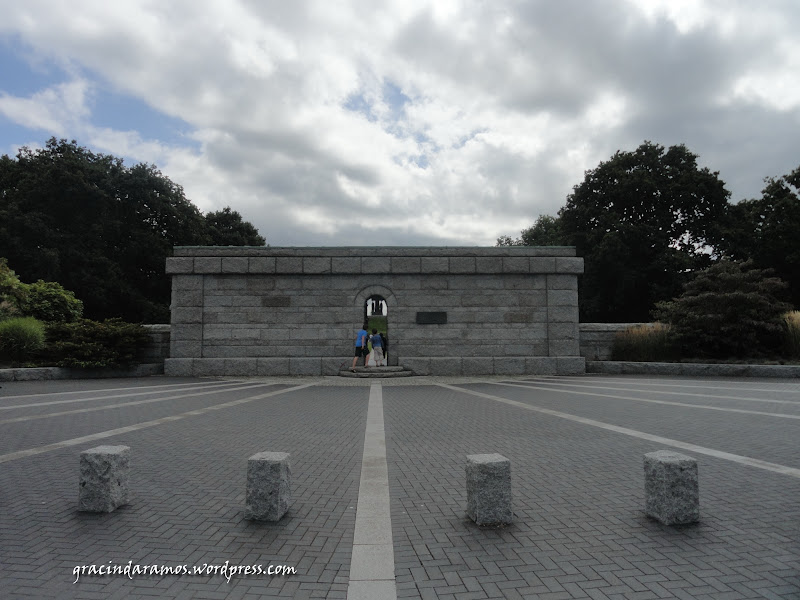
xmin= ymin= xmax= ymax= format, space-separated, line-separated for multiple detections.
xmin=164 ymin=246 xmax=585 ymax=377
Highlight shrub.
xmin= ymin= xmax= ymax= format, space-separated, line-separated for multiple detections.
xmin=1 ymin=259 xmax=85 ymax=322
xmin=654 ymin=260 xmax=792 ymax=359
xmin=0 ymin=317 xmax=46 ymax=362
xmin=43 ymin=318 xmax=150 ymax=368
xmin=17 ymin=280 xmax=84 ymax=322
xmin=785 ymin=311 xmax=800 ymax=358
xmin=611 ymin=323 xmax=678 ymax=362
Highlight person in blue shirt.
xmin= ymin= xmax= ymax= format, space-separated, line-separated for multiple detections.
xmin=369 ymin=328 xmax=385 ymax=366
xmin=350 ymin=323 xmax=369 ymax=371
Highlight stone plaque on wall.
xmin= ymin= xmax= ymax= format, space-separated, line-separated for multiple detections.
xmin=262 ymin=296 xmax=291 ymax=307
xmin=416 ymin=311 xmax=447 ymax=324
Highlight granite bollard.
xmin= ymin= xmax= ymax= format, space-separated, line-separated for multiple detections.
xmin=245 ymin=451 xmax=291 ymax=521
xmin=644 ymin=450 xmax=699 ymax=525
xmin=79 ymin=445 xmax=130 ymax=513
xmin=466 ymin=453 xmax=512 ymax=525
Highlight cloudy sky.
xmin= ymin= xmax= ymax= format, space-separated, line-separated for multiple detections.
xmin=0 ymin=0 xmax=798 ymax=246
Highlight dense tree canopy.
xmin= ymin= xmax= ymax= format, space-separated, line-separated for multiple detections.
xmin=499 ymin=142 xmax=732 ymax=322
xmin=0 ymin=138 xmax=265 ymax=322
xmin=716 ymin=165 xmax=800 ymax=308
xmin=559 ymin=142 xmax=730 ymax=321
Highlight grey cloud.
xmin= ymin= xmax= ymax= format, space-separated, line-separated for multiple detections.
xmin=264 ymin=218 xmax=480 ymax=247
xmin=625 ymin=101 xmax=800 ymax=202
xmin=2 ymin=1 xmax=800 ymax=246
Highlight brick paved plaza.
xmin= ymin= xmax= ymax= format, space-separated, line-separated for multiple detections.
xmin=0 ymin=375 xmax=798 ymax=599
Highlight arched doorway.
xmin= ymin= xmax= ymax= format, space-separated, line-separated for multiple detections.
xmin=354 ymin=285 xmax=397 ymax=366
xmin=364 ymin=294 xmax=388 ymax=366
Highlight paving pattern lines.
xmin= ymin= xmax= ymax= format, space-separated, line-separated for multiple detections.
xmin=0 ymin=377 xmax=244 ymax=409
xmin=0 ymin=375 xmax=232 ymax=398
xmin=536 ymin=373 xmax=800 ymax=394
xmin=0 ymin=384 xmax=303 ymax=459
xmin=0 ymin=385 xmax=369 ymax=599
xmin=382 ymin=385 xmax=800 ymax=599
xmin=491 ymin=381 xmax=800 ymax=420
xmin=455 ymin=381 xmax=800 ymax=473
xmin=0 ymin=383 xmax=313 ymax=463
xmin=537 ymin=375 xmax=800 ymax=396
xmin=0 ymin=376 xmax=239 ymax=399
xmin=518 ymin=377 xmax=800 ymax=409
xmin=0 ymin=380 xmax=283 ymax=424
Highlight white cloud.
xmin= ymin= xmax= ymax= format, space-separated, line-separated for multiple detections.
xmin=729 ymin=37 xmax=800 ymax=111
xmin=0 ymin=79 xmax=90 ymax=135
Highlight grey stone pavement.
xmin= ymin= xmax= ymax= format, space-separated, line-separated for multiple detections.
xmin=0 ymin=374 xmax=798 ymax=599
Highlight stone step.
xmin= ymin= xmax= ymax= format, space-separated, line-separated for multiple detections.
xmin=338 ymin=366 xmax=415 ymax=378
xmin=338 ymin=370 xmax=415 ymax=378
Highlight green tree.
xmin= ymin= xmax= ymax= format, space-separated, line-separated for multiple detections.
xmin=0 ymin=139 xmax=265 ymax=322
xmin=497 ymin=215 xmax=565 ymax=247
xmin=717 ymin=165 xmax=800 ymax=308
xmin=558 ymin=141 xmax=730 ymax=321
xmin=205 ymin=207 xmax=266 ymax=246
xmin=654 ymin=260 xmax=791 ymax=359
xmin=17 ymin=280 xmax=84 ymax=322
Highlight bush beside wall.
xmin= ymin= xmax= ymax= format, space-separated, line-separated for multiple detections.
xmin=0 ymin=317 xmax=46 ymax=362
xmin=40 ymin=319 xmax=151 ymax=369
xmin=610 ymin=323 xmax=678 ymax=362
xmin=785 ymin=311 xmax=800 ymax=359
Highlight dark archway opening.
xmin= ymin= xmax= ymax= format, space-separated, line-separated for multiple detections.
xmin=364 ymin=295 xmax=389 ymax=366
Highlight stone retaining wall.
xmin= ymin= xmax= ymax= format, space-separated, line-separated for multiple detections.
xmin=139 ymin=324 xmax=171 ymax=364
xmin=579 ymin=323 xmax=647 ymax=360
xmin=0 ymin=364 xmax=163 ymax=382
xmin=587 ymin=361 xmax=800 ymax=377
xmin=164 ymin=246 xmax=585 ymax=377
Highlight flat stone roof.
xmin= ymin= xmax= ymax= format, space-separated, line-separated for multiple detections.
xmin=172 ymin=246 xmax=578 ymax=257
xmin=166 ymin=247 xmax=584 ymax=276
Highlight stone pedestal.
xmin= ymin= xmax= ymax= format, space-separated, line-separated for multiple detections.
xmin=466 ymin=453 xmax=512 ymax=525
xmin=245 ymin=451 xmax=291 ymax=521
xmin=79 ymin=445 xmax=130 ymax=513
xmin=644 ymin=450 xmax=699 ymax=525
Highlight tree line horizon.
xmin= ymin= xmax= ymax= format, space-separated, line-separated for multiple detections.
xmin=0 ymin=138 xmax=265 ymax=323
xmin=1 ymin=137 xmax=797 ymax=324
xmin=498 ymin=141 xmax=799 ymax=323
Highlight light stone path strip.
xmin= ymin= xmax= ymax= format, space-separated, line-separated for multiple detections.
xmin=347 ymin=382 xmax=397 ymax=600
xmin=439 ymin=383 xmax=800 ymax=479
xmin=521 ymin=377 xmax=800 ymax=404
xmin=0 ymin=383 xmax=316 ymax=464
xmin=494 ymin=381 xmax=800 ymax=419
xmin=0 ymin=381 xmax=278 ymax=424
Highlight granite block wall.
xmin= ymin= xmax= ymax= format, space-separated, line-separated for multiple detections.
xmin=164 ymin=247 xmax=585 ymax=376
